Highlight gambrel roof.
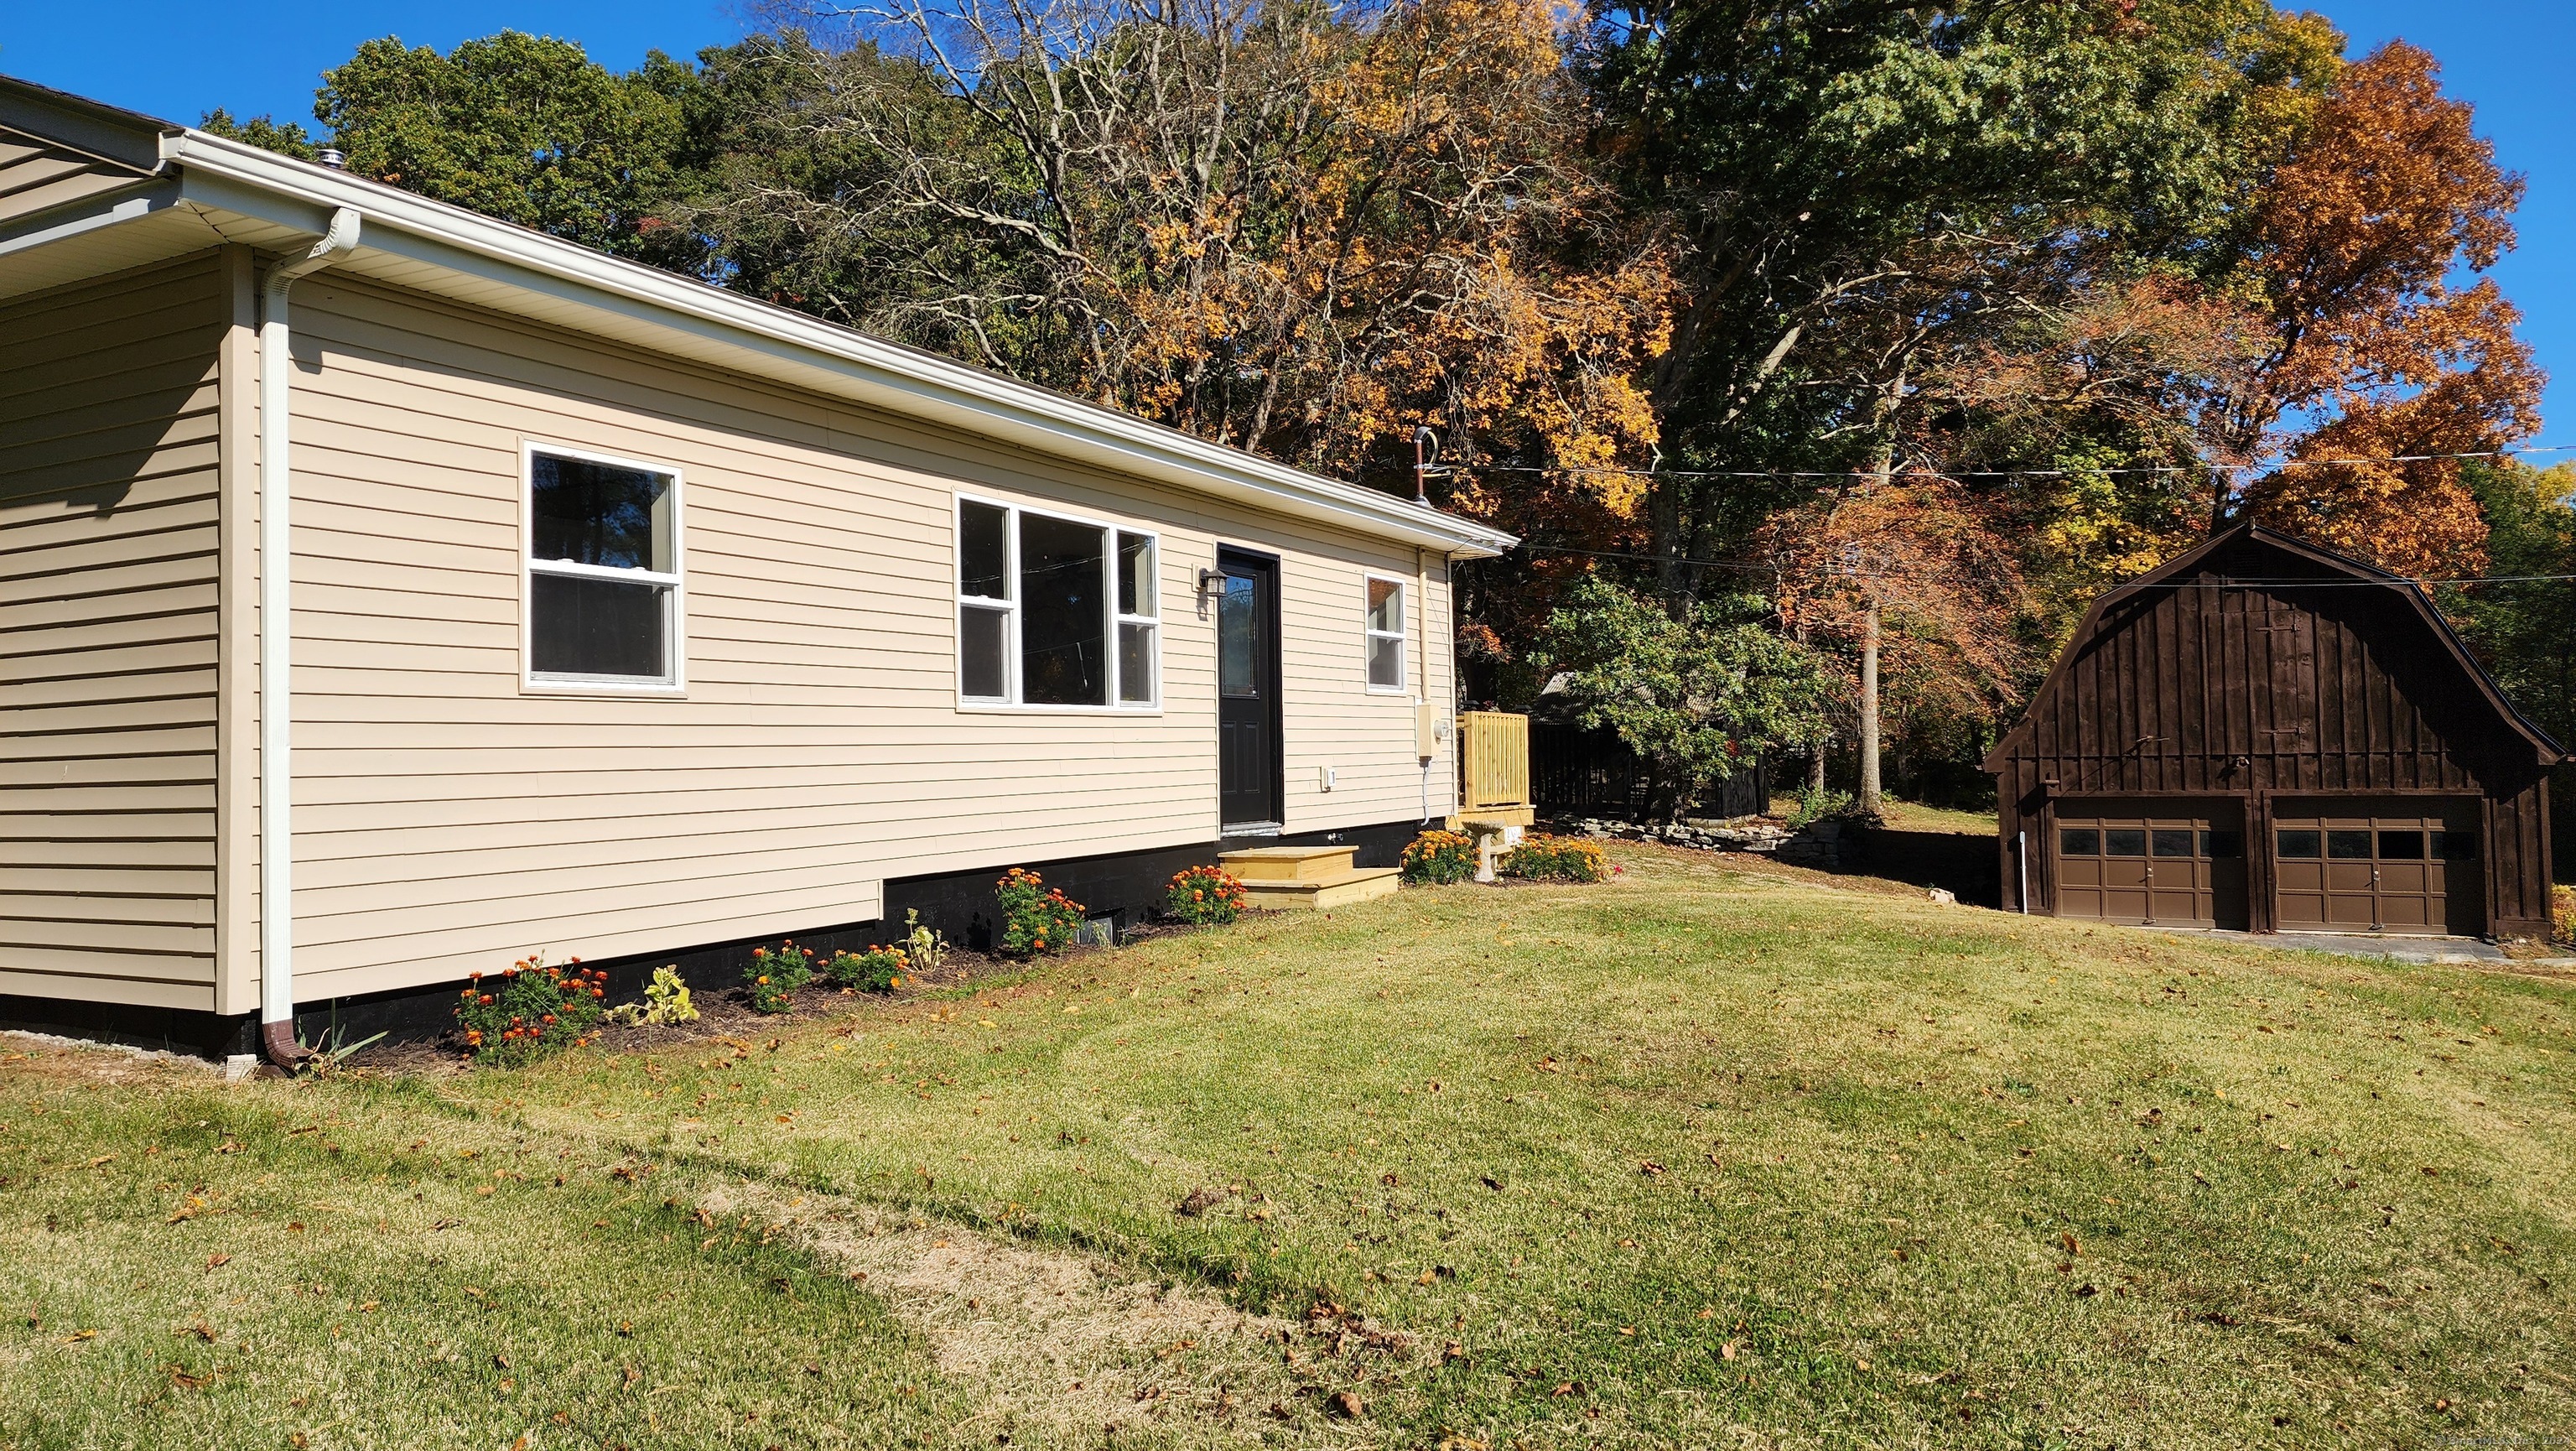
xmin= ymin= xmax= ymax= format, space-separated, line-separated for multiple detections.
xmin=1985 ymin=523 xmax=2563 ymax=773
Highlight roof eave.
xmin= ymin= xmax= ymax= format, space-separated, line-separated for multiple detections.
xmin=159 ymin=128 xmax=1518 ymax=560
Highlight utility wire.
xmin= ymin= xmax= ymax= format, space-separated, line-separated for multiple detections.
xmin=1459 ymin=443 xmax=2576 ymax=481
xmin=1503 ymin=543 xmax=2576 ymax=589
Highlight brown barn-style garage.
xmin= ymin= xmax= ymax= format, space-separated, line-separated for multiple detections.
xmin=1987 ymin=525 xmax=2564 ymax=940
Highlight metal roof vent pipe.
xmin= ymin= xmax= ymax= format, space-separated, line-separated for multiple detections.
xmin=316 ymin=147 xmax=345 ymax=169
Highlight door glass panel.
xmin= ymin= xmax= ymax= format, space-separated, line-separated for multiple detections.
xmin=2103 ymin=829 xmax=2147 ymax=857
xmin=1219 ymin=575 xmax=1258 ymax=698
xmin=2433 ymin=830 xmax=2479 ymax=861
xmin=2376 ymin=830 xmax=2425 ymax=860
xmin=2326 ymin=830 xmax=2372 ymax=859
xmin=2201 ymin=830 xmax=2242 ymax=858
xmin=2152 ymin=829 xmax=2194 ymax=858
xmin=2059 ymin=828 xmax=2100 ymax=856
xmin=2276 ymin=830 xmax=2320 ymax=859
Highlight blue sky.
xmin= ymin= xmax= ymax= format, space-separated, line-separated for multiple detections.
xmin=3 ymin=2 xmax=2568 ymax=445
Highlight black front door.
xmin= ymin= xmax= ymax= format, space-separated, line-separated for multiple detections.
xmin=1217 ymin=547 xmax=1283 ymax=830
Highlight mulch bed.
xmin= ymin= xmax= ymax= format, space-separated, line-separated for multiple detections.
xmin=359 ymin=921 xmax=1201 ymax=1075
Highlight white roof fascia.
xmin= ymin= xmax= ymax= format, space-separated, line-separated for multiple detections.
xmin=160 ymin=129 xmax=1518 ymax=560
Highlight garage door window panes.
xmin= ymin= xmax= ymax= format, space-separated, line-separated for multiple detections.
xmin=2271 ymin=802 xmax=2476 ymax=935
xmin=2054 ymin=803 xmax=2247 ymax=929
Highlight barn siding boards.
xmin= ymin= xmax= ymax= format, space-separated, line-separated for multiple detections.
xmin=235 ymin=273 xmax=1449 ymax=1003
xmin=1987 ymin=527 xmax=2563 ymax=939
xmin=0 ymin=252 xmax=227 ymax=1008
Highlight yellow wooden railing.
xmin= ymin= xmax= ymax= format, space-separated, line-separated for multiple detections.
xmin=1459 ymin=710 xmax=1531 ymax=818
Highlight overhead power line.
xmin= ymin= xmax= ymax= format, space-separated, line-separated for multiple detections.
xmin=1501 ymin=543 xmax=2576 ymax=589
xmin=1460 ymin=443 xmax=2576 ymax=482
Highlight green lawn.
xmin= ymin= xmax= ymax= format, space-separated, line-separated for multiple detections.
xmin=6 ymin=845 xmax=2573 ymax=1449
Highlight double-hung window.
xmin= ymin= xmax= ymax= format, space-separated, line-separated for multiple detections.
xmin=524 ymin=445 xmax=683 ymax=689
xmin=1364 ymin=575 xmax=1407 ymax=693
xmin=957 ymin=497 xmax=1158 ymax=709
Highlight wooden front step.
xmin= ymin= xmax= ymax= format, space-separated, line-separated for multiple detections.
xmin=1220 ymin=845 xmax=1358 ymax=883
xmin=1219 ymin=845 xmax=1401 ymax=911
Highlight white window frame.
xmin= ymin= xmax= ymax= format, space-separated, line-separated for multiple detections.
xmin=954 ymin=491 xmax=1161 ymax=713
xmin=520 ymin=439 xmax=687 ymax=695
xmin=1363 ymin=571 xmax=1409 ymax=694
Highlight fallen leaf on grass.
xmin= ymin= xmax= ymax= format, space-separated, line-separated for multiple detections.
xmin=166 ymin=1363 xmax=214 ymax=1390
xmin=63 ymin=1329 xmax=96 ymax=1343
xmin=205 ymin=1253 xmax=231 ymax=1269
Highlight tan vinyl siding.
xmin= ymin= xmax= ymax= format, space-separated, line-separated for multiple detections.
xmin=267 ymin=275 xmax=1452 ymax=1001
xmin=0 ymin=129 xmax=148 ymax=226
xmin=1 ymin=253 xmax=226 ymax=1009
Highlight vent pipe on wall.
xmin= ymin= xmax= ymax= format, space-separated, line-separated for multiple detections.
xmin=257 ymin=205 xmax=361 ymax=1069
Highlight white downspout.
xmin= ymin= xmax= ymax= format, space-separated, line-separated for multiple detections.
xmin=257 ymin=207 xmax=361 ymax=1068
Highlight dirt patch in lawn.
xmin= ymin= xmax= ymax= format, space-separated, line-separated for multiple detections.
xmin=700 ymin=1183 xmax=1393 ymax=1448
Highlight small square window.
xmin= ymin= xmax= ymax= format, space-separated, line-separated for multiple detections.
xmin=526 ymin=446 xmax=680 ymax=687
xmin=2102 ymin=829 xmax=2148 ymax=857
xmin=2151 ymin=829 xmax=2194 ymax=859
xmin=2327 ymin=829 xmax=2373 ymax=860
xmin=2059 ymin=828 xmax=2100 ymax=857
xmin=2276 ymin=829 xmax=2321 ymax=860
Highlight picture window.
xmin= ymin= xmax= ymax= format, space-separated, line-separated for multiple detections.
xmin=957 ymin=497 xmax=1157 ymax=710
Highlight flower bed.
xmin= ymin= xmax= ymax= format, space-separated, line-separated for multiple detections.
xmin=826 ymin=945 xmax=910 ymax=992
xmin=745 ymin=942 xmax=816 ymax=1013
xmin=1166 ymin=865 xmax=1248 ymax=926
xmin=454 ymin=955 xmax=608 ymax=1065
xmin=998 ymin=868 xmax=1085 ymax=956
xmin=1502 ymin=834 xmax=1609 ymax=882
xmin=1400 ymin=830 xmax=1477 ymax=885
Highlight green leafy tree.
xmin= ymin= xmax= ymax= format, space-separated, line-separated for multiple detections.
xmin=2451 ymin=460 xmax=2576 ymax=870
xmin=1531 ymin=575 xmax=1836 ymax=820
xmin=1573 ymin=0 xmax=2338 ymax=603
xmin=312 ymin=32 xmax=693 ymax=256
xmin=197 ymin=108 xmax=320 ymax=160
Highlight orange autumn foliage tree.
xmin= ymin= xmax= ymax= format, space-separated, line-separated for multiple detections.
xmin=2225 ymin=41 xmax=2542 ymax=578
xmin=1761 ymin=474 xmax=2028 ymax=804
xmin=749 ymin=0 xmax=1670 ymax=528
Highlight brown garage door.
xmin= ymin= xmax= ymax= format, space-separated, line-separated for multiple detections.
xmin=2272 ymin=798 xmax=2481 ymax=934
xmin=2054 ymin=800 xmax=2248 ymax=928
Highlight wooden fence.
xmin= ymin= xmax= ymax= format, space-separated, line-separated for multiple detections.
xmin=1529 ymin=723 xmax=1768 ymax=820
xmin=1459 ymin=710 xmax=1532 ymax=816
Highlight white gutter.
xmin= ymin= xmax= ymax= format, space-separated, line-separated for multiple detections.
xmin=257 ymin=206 xmax=361 ymax=1069
xmin=161 ymin=130 xmax=1516 ymax=560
